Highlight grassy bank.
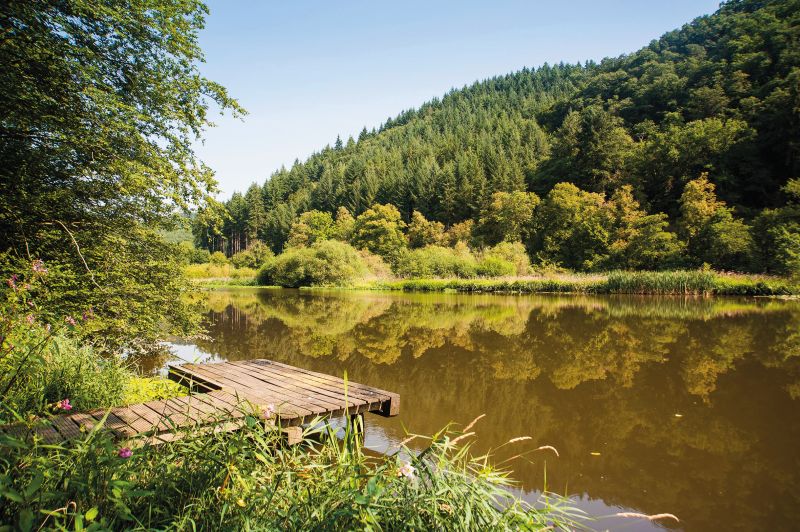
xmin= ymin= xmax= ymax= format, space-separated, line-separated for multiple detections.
xmin=197 ymin=269 xmax=799 ymax=296
xmin=372 ymin=271 xmax=799 ymax=296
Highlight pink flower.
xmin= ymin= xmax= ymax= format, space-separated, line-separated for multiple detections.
xmin=262 ymin=403 xmax=276 ymax=419
xmin=25 ymin=314 xmax=34 ymax=325
xmin=118 ymin=447 xmax=132 ymax=459
xmin=64 ymin=316 xmax=77 ymax=327
xmin=397 ymin=461 xmax=416 ymax=479
xmin=6 ymin=274 xmax=17 ymax=290
xmin=82 ymin=307 xmax=93 ymax=321
xmin=31 ymin=260 xmax=47 ymax=274
xmin=59 ymin=398 xmax=72 ymax=411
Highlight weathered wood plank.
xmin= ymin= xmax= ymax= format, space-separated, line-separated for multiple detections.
xmin=230 ymin=361 xmax=367 ymax=409
xmin=206 ymin=362 xmax=349 ymax=413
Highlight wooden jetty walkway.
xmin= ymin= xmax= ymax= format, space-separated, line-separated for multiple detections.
xmin=1 ymin=359 xmax=399 ymax=445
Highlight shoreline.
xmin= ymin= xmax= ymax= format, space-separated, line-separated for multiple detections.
xmin=191 ymin=270 xmax=800 ymax=297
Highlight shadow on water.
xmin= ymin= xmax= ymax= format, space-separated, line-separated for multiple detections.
xmin=155 ymin=288 xmax=800 ymax=531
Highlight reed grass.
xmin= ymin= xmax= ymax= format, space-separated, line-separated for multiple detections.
xmin=0 ymin=409 xmax=589 ymax=530
xmin=370 ymin=270 xmax=798 ymax=296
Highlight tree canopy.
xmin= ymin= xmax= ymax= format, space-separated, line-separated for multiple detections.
xmin=0 ymin=0 xmax=242 ymax=349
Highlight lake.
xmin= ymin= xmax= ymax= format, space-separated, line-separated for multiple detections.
xmin=162 ymin=288 xmax=800 ymax=531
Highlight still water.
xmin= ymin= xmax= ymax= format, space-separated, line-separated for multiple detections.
xmin=161 ymin=288 xmax=800 ymax=531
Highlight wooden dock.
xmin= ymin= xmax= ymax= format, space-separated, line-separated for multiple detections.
xmin=1 ymin=359 xmax=399 ymax=445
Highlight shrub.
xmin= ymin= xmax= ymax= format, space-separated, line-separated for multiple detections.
xmin=230 ymin=242 xmax=274 ymax=269
xmin=476 ymin=256 xmax=515 ymax=277
xmin=176 ymin=241 xmax=211 ymax=264
xmin=481 ymin=242 xmax=531 ymax=275
xmin=394 ymin=246 xmax=478 ymax=278
xmin=209 ymin=251 xmax=229 ymax=265
xmin=258 ymin=240 xmax=369 ymax=287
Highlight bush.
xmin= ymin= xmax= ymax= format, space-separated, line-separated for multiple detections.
xmin=481 ymin=242 xmax=531 ymax=275
xmin=176 ymin=241 xmax=211 ymax=264
xmin=209 ymin=251 xmax=229 ymax=265
xmin=258 ymin=240 xmax=369 ymax=287
xmin=230 ymin=242 xmax=274 ymax=269
xmin=394 ymin=246 xmax=478 ymax=278
xmin=476 ymin=256 xmax=515 ymax=277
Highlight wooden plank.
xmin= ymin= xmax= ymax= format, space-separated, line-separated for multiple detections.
xmin=181 ymin=364 xmax=312 ymax=419
xmin=141 ymin=399 xmax=191 ymax=430
xmin=49 ymin=416 xmax=83 ymax=440
xmin=205 ymin=362 xmax=346 ymax=414
xmin=239 ymin=360 xmax=398 ymax=416
xmin=229 ymin=361 xmax=366 ymax=409
xmin=127 ymin=403 xmax=171 ymax=432
xmin=113 ymin=407 xmax=157 ymax=434
xmin=32 ymin=422 xmax=63 ymax=444
xmin=69 ymin=412 xmax=100 ymax=433
xmin=88 ymin=410 xmax=139 ymax=439
xmin=168 ymin=365 xmax=225 ymax=392
xmin=241 ymin=359 xmax=392 ymax=403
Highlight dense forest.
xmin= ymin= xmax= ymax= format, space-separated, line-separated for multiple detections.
xmin=195 ymin=0 xmax=800 ymax=274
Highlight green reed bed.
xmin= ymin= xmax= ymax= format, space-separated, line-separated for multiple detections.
xmin=0 ymin=410 xmax=588 ymax=531
xmin=372 ymin=271 xmax=798 ymax=296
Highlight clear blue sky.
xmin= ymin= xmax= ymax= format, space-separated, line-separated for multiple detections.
xmin=196 ymin=0 xmax=721 ymax=199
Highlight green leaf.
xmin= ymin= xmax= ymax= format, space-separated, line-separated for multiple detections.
xmin=1 ymin=489 xmax=24 ymax=503
xmin=24 ymin=472 xmax=43 ymax=499
xmin=85 ymin=507 xmax=98 ymax=522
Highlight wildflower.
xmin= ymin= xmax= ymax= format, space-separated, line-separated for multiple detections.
xmin=45 ymin=324 xmax=51 ymax=332
xmin=58 ymin=398 xmax=73 ymax=411
xmin=6 ymin=274 xmax=17 ymax=290
xmin=262 ymin=403 xmax=276 ymax=419
xmin=31 ymin=260 xmax=47 ymax=274
xmin=236 ymin=498 xmax=246 ymax=508
xmin=82 ymin=307 xmax=94 ymax=321
xmin=397 ymin=461 xmax=416 ymax=479
xmin=64 ymin=316 xmax=77 ymax=327
xmin=118 ymin=447 xmax=132 ymax=459
xmin=25 ymin=314 xmax=34 ymax=325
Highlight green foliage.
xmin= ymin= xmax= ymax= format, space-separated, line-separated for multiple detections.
xmin=531 ymin=183 xmax=612 ymax=270
xmin=350 ymin=204 xmax=408 ymax=263
xmin=0 ymin=0 xmax=242 ymax=350
xmin=286 ymin=210 xmax=336 ymax=248
xmin=407 ymin=211 xmax=446 ymax=248
xmin=476 ymin=191 xmax=540 ymax=245
xmin=178 ymin=241 xmax=212 ymax=265
xmin=122 ymin=377 xmax=187 ymax=406
xmin=209 ymin=251 xmax=229 ymax=265
xmin=679 ymin=174 xmax=753 ymax=269
xmin=394 ymin=246 xmax=478 ymax=279
xmin=377 ymin=271 xmax=798 ymax=296
xmin=476 ymin=256 xmax=516 ymax=277
xmin=0 ymin=272 xmax=131 ymax=422
xmin=230 ymin=242 xmax=274 ymax=269
xmin=481 ymin=242 xmax=532 ymax=275
xmin=606 ymin=186 xmax=685 ymax=270
xmin=333 ymin=207 xmax=356 ymax=241
xmin=258 ymin=240 xmax=370 ymax=288
xmin=0 ymin=415 xmax=583 ymax=530
xmin=753 ymin=179 xmax=800 ymax=275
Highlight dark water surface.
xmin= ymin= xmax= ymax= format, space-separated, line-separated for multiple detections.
xmin=163 ymin=288 xmax=800 ymax=531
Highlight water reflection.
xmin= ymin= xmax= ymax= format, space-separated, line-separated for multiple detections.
xmin=165 ymin=289 xmax=800 ymax=531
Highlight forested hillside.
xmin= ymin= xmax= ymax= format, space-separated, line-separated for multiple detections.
xmin=195 ymin=0 xmax=800 ymax=274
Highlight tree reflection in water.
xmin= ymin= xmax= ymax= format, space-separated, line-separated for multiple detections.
xmin=164 ymin=289 xmax=800 ymax=531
